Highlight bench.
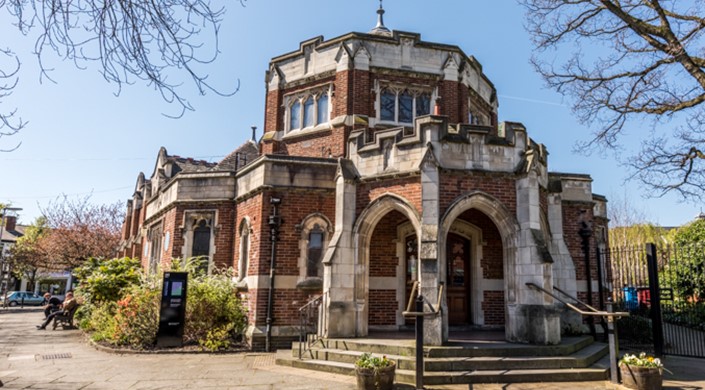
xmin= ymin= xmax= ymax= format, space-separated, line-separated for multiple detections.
xmin=52 ymin=305 xmax=79 ymax=330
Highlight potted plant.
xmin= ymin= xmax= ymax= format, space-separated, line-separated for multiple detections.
xmin=354 ymin=352 xmax=396 ymax=390
xmin=619 ymin=352 xmax=669 ymax=390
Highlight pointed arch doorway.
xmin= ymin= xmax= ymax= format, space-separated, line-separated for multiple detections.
xmin=446 ymin=232 xmax=472 ymax=325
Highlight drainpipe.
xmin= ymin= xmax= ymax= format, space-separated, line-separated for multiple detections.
xmin=265 ymin=197 xmax=282 ymax=352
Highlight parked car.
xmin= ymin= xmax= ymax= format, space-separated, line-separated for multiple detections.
xmin=0 ymin=291 xmax=45 ymax=306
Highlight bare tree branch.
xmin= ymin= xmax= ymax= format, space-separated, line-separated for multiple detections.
xmin=1 ymin=0 xmax=244 ymax=150
xmin=522 ymin=0 xmax=705 ymax=200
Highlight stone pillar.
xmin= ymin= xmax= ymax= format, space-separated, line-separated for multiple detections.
xmin=321 ymin=159 xmax=359 ymax=338
xmin=508 ymin=171 xmax=561 ymax=345
xmin=419 ymin=119 xmax=444 ymax=346
xmin=547 ymin=190 xmax=581 ymax=330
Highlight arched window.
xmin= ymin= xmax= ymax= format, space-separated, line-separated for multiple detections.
xmin=416 ymin=93 xmax=431 ymax=117
xmin=296 ymin=213 xmax=332 ymax=288
xmin=398 ymin=90 xmax=414 ymax=123
xmin=237 ymin=219 xmax=250 ymax=283
xmin=192 ymin=219 xmax=211 ymax=274
xmin=303 ymin=96 xmax=315 ymax=128
xmin=306 ymin=225 xmax=325 ymax=278
xmin=378 ymin=85 xmax=433 ymax=124
xmin=317 ymin=94 xmax=329 ymax=125
xmin=380 ymin=89 xmax=396 ymax=121
xmin=285 ymin=85 xmax=333 ymax=133
xmin=290 ymin=100 xmax=301 ymax=130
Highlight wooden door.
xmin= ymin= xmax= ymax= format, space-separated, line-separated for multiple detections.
xmin=446 ymin=233 xmax=471 ymax=325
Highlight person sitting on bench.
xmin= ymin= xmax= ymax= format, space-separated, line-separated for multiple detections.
xmin=42 ymin=293 xmax=62 ymax=319
xmin=36 ymin=292 xmax=77 ymax=330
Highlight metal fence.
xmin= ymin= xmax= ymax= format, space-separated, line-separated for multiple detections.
xmin=606 ymin=243 xmax=705 ymax=358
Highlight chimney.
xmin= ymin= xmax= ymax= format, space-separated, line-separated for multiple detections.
xmin=5 ymin=216 xmax=16 ymax=232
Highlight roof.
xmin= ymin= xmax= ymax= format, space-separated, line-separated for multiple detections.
xmin=215 ymin=140 xmax=260 ymax=171
xmin=0 ymin=224 xmax=26 ymax=244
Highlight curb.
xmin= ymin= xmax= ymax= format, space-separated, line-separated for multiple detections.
xmin=87 ymin=337 xmax=250 ymax=355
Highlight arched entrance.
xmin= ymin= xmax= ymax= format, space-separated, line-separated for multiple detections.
xmin=440 ymin=192 xmax=519 ymax=339
xmin=353 ymin=195 xmax=421 ymax=336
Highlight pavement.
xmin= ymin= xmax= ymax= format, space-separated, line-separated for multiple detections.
xmin=1 ymin=308 xmax=703 ymax=390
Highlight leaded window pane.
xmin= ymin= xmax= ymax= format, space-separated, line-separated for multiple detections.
xmin=317 ymin=94 xmax=329 ymax=124
xmin=399 ymin=91 xmax=413 ymax=123
xmin=307 ymin=229 xmax=324 ymax=278
xmin=416 ymin=94 xmax=431 ymax=117
xmin=303 ymin=96 xmax=315 ymax=127
xmin=290 ymin=100 xmax=301 ymax=130
xmin=380 ymin=90 xmax=396 ymax=121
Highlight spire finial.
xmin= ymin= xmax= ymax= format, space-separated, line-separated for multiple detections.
xmin=370 ymin=0 xmax=391 ymax=36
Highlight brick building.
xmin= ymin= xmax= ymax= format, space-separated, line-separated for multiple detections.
xmin=119 ymin=6 xmax=609 ymax=349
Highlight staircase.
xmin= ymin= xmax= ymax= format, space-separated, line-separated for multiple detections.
xmin=275 ymin=335 xmax=610 ymax=386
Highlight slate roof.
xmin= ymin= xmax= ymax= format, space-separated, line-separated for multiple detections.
xmin=215 ymin=140 xmax=260 ymax=172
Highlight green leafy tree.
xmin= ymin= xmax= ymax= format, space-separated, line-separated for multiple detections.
xmin=7 ymin=217 xmax=51 ymax=288
xmin=666 ymin=218 xmax=705 ymax=301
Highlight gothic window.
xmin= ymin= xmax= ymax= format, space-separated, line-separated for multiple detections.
xmin=317 ymin=94 xmax=329 ymax=125
xmin=290 ymin=100 xmax=301 ymax=130
xmin=306 ymin=226 xmax=324 ymax=278
xmin=377 ymin=86 xmax=432 ymax=124
xmin=285 ymin=85 xmax=332 ymax=132
xmin=181 ymin=212 xmax=215 ymax=275
xmin=380 ymin=89 xmax=396 ymax=121
xmin=296 ymin=214 xmax=332 ymax=287
xmin=148 ymin=226 xmax=163 ymax=275
xmin=237 ymin=219 xmax=251 ymax=283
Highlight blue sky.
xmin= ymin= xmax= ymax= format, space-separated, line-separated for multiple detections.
xmin=0 ymin=0 xmax=700 ymax=226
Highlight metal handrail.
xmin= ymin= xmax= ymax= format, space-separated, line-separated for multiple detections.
xmin=298 ymin=294 xmax=322 ymax=359
xmin=402 ymin=281 xmax=444 ymax=317
xmin=525 ymin=283 xmax=629 ymax=318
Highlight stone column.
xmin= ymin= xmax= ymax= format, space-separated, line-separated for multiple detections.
xmin=419 ymin=120 xmax=444 ymax=346
xmin=508 ymin=171 xmax=561 ymax=345
xmin=321 ymin=159 xmax=359 ymax=338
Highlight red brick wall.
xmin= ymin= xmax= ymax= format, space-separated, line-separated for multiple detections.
xmin=440 ymin=80 xmax=461 ymax=123
xmin=276 ymin=128 xmax=347 ymax=158
xmin=439 ymin=172 xmax=517 ymax=218
xmin=458 ymin=209 xmax=504 ymax=279
xmin=357 ymin=177 xmax=422 ymax=216
xmin=264 ymin=89 xmax=281 ymax=133
xmin=369 ymin=289 xmax=397 ymax=326
xmin=562 ymin=201 xmax=596 ymax=281
xmin=369 ymin=211 xmax=405 ymax=278
xmin=235 ymin=194 xmax=265 ymax=279
xmin=482 ymin=290 xmax=505 ymax=325
xmin=237 ymin=189 xmax=335 ymax=328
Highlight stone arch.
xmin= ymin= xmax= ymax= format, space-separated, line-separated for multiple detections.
xmin=296 ymin=213 xmax=334 ymax=289
xmin=353 ymin=193 xmax=421 ymax=336
xmin=440 ymin=191 xmax=519 ymax=338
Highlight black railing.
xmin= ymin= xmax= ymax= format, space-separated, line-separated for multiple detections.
xmin=606 ymin=243 xmax=705 ymax=358
xmin=298 ymin=294 xmax=322 ymax=360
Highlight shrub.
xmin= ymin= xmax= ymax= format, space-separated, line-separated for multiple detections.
xmin=184 ymin=268 xmax=247 ymax=351
xmin=76 ymin=257 xmax=247 ymax=351
xmin=75 ymin=257 xmax=142 ymax=303
xmin=112 ymin=286 xmax=160 ymax=348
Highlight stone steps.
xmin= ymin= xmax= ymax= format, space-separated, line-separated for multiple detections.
xmin=276 ymin=336 xmax=611 ymax=385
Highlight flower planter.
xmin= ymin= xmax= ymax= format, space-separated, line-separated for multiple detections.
xmin=355 ymin=363 xmax=396 ymax=390
xmin=620 ymin=364 xmax=663 ymax=390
